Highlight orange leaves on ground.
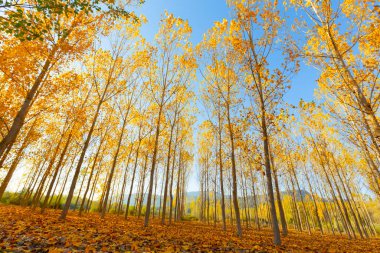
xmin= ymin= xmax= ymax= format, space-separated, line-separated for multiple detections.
xmin=0 ymin=204 xmax=379 ymax=252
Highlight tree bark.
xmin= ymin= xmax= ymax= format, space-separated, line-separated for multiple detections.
xmin=261 ymin=110 xmax=281 ymax=245
xmin=218 ymin=111 xmax=227 ymax=231
xmin=273 ymin=168 xmax=288 ymax=236
xmin=161 ymin=122 xmax=175 ymax=224
xmin=144 ymin=102 xmax=164 ymax=226
xmin=226 ymin=103 xmax=242 ymax=237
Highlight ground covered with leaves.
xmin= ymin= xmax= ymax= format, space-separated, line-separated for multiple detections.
xmin=0 ymin=205 xmax=379 ymax=252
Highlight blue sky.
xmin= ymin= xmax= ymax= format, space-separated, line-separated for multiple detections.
xmin=132 ymin=0 xmax=319 ymax=101
xmin=133 ymin=0 xmax=232 ymax=43
xmin=132 ymin=0 xmax=319 ymax=191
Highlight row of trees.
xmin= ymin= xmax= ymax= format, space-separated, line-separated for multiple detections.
xmin=0 ymin=1 xmax=195 ymax=228
xmin=196 ymin=101 xmax=378 ymax=240
xmin=195 ymin=0 xmax=379 ymax=245
xmin=0 ymin=0 xmax=379 ymax=247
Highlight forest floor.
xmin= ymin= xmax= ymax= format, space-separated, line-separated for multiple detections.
xmin=0 ymin=205 xmax=379 ymax=253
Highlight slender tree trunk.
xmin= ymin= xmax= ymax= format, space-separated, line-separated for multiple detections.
xmin=261 ymin=109 xmax=281 ymax=245
xmin=86 ymin=164 xmax=101 ymax=212
xmin=168 ymin=144 xmax=177 ymax=225
xmin=218 ymin=112 xmax=226 ymax=231
xmin=161 ymin=123 xmax=175 ymax=224
xmin=73 ymin=165 xmax=90 ymax=211
xmin=118 ymin=147 xmax=133 ymax=215
xmin=175 ymin=148 xmax=183 ymax=222
xmin=98 ymin=171 xmax=110 ymax=213
xmin=79 ymin=141 xmax=104 ymax=215
xmin=41 ymin=131 xmax=73 ymax=213
xmin=226 ymin=104 xmax=242 ymax=237
xmin=273 ymin=168 xmax=288 ymax=236
xmin=229 ymin=177 xmax=233 ymax=225
xmin=48 ymin=157 xmax=66 ymax=207
xmin=158 ymin=169 xmax=165 ymax=218
xmin=250 ymin=171 xmax=260 ymax=230
xmin=180 ymin=167 xmax=186 ymax=219
xmin=125 ymin=138 xmax=141 ymax=219
xmin=214 ymin=175 xmax=217 ymax=226
xmin=200 ymin=169 xmax=204 ymax=221
xmin=55 ymin=160 xmax=74 ymax=209
xmin=138 ymin=154 xmax=148 ymax=218
xmin=144 ymin=103 xmax=164 ymax=226
xmin=242 ymin=172 xmax=249 ymax=229
xmin=152 ymin=169 xmax=159 ymax=219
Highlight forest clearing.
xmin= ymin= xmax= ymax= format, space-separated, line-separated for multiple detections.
xmin=1 ymin=0 xmax=380 ymax=252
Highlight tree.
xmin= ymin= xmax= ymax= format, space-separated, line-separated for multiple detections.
xmin=290 ymin=0 xmax=380 ymax=149
xmin=143 ymin=12 xmax=196 ymax=227
xmin=198 ymin=18 xmax=244 ymax=237
xmin=0 ymin=0 xmax=137 ymax=41
xmin=60 ymin=19 xmax=142 ymax=219
xmin=228 ymin=0 xmax=299 ymax=245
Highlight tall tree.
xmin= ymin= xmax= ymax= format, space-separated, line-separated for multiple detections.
xmin=143 ymin=12 xmax=196 ymax=227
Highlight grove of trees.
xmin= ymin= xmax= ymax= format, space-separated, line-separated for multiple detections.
xmin=0 ymin=0 xmax=379 ymax=247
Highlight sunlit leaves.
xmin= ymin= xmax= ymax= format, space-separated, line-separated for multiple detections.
xmin=0 ymin=0 xmax=141 ymax=41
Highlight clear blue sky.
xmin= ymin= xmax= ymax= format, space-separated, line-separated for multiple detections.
xmin=132 ymin=0 xmax=319 ymax=191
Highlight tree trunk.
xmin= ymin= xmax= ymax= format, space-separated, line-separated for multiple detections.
xmin=0 ymin=45 xmax=59 ymax=159
xmin=138 ymin=154 xmax=148 ymax=218
xmin=226 ymin=104 xmax=242 ymax=237
xmin=117 ymin=146 xmax=133 ymax=215
xmin=161 ymin=123 xmax=175 ymax=224
xmin=218 ymin=111 xmax=226 ymax=231
xmin=41 ymin=131 xmax=73 ymax=213
xmin=101 ymin=118 xmax=128 ymax=218
xmin=168 ymin=142 xmax=177 ymax=225
xmin=79 ymin=141 xmax=104 ymax=215
xmin=250 ymin=171 xmax=260 ymax=230
xmin=273 ymin=168 xmax=288 ymax=236
xmin=125 ymin=137 xmax=141 ymax=219
xmin=175 ymin=148 xmax=183 ymax=222
xmin=261 ymin=110 xmax=281 ymax=245
xmin=304 ymin=165 xmax=323 ymax=234
xmin=55 ymin=159 xmax=75 ymax=209
xmin=144 ymin=103 xmax=163 ymax=226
